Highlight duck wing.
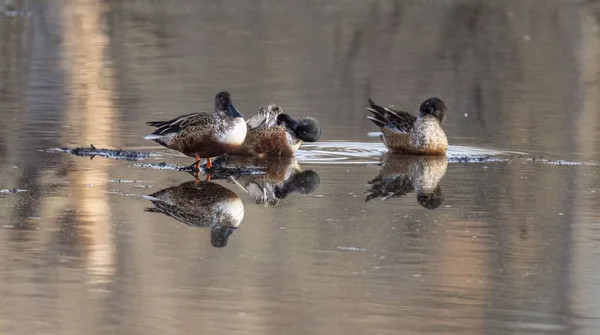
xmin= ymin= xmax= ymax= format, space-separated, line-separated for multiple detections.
xmin=366 ymin=99 xmax=416 ymax=133
xmin=145 ymin=112 xmax=214 ymax=137
xmin=365 ymin=174 xmax=415 ymax=202
xmin=144 ymin=203 xmax=210 ymax=228
xmin=246 ymin=105 xmax=281 ymax=130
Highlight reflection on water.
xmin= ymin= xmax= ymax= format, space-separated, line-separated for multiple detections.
xmin=365 ymin=154 xmax=447 ymax=209
xmin=3 ymin=0 xmax=600 ymax=334
xmin=222 ymin=156 xmax=320 ymax=206
xmin=297 ymin=141 xmax=522 ymax=164
xmin=144 ymin=180 xmax=244 ymax=248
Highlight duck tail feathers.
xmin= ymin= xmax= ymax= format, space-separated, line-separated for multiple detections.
xmin=367 ymin=115 xmax=386 ymax=128
xmin=143 ymin=134 xmax=163 ymax=140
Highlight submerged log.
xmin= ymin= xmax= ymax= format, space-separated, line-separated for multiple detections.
xmin=48 ymin=145 xmax=265 ymax=179
xmin=51 ymin=144 xmax=152 ymax=161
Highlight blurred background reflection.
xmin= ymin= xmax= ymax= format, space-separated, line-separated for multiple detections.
xmin=1 ymin=0 xmax=600 ymax=334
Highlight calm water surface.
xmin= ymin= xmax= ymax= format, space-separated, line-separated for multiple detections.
xmin=2 ymin=1 xmax=600 ymax=334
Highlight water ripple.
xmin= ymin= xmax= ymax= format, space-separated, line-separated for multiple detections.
xmin=297 ymin=141 xmax=523 ymax=164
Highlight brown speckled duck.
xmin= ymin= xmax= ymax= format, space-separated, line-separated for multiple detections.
xmin=143 ymin=180 xmax=244 ymax=248
xmin=231 ymin=104 xmax=321 ymax=157
xmin=366 ymin=97 xmax=448 ymax=155
xmin=365 ymin=154 xmax=447 ymax=209
xmin=144 ymin=91 xmax=247 ymax=170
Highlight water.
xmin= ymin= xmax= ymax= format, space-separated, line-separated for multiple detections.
xmin=1 ymin=0 xmax=600 ymax=334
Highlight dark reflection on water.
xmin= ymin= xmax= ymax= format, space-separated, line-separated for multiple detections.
xmin=144 ymin=180 xmax=244 ymax=248
xmin=365 ymin=154 xmax=446 ymax=209
xmin=2 ymin=0 xmax=600 ymax=334
xmin=220 ymin=156 xmax=321 ymax=206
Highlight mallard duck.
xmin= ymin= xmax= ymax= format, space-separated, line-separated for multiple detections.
xmin=366 ymin=97 xmax=448 ymax=155
xmin=365 ymin=154 xmax=447 ymax=209
xmin=231 ymin=104 xmax=321 ymax=157
xmin=143 ymin=180 xmax=244 ymax=248
xmin=144 ymin=91 xmax=247 ymax=170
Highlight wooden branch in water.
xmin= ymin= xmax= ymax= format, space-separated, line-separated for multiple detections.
xmin=51 ymin=144 xmax=152 ymax=161
xmin=46 ymin=144 xmax=265 ymax=179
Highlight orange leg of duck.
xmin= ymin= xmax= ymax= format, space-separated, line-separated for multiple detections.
xmin=194 ymin=154 xmax=201 ymax=171
xmin=194 ymin=155 xmax=212 ymax=170
xmin=193 ymin=155 xmax=212 ymax=182
xmin=205 ymin=158 xmax=212 ymax=181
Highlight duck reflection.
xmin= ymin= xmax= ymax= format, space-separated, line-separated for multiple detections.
xmin=365 ymin=154 xmax=448 ymax=209
xmin=217 ymin=155 xmax=320 ymax=206
xmin=143 ymin=180 xmax=244 ymax=248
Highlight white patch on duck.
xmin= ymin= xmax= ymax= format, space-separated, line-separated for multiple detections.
xmin=214 ymin=197 xmax=245 ymax=228
xmin=216 ymin=117 xmax=247 ymax=146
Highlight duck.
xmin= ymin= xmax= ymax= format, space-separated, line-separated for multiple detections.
xmin=144 ymin=91 xmax=247 ymax=170
xmin=365 ymin=154 xmax=447 ymax=209
xmin=366 ymin=97 xmax=448 ymax=155
xmin=143 ymin=180 xmax=244 ymax=248
xmin=231 ymin=104 xmax=321 ymax=157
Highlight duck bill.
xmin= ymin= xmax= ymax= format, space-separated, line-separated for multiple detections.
xmin=210 ymin=226 xmax=237 ymax=248
xmin=228 ymin=103 xmax=244 ymax=118
xmin=276 ymin=114 xmax=299 ymax=131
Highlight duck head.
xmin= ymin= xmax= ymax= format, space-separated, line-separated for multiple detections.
xmin=274 ymin=170 xmax=321 ymax=199
xmin=215 ymin=91 xmax=243 ymax=118
xmin=210 ymin=226 xmax=237 ymax=248
xmin=277 ymin=113 xmax=322 ymax=142
xmin=418 ymin=97 xmax=447 ymax=124
xmin=417 ymin=185 xmax=444 ymax=209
